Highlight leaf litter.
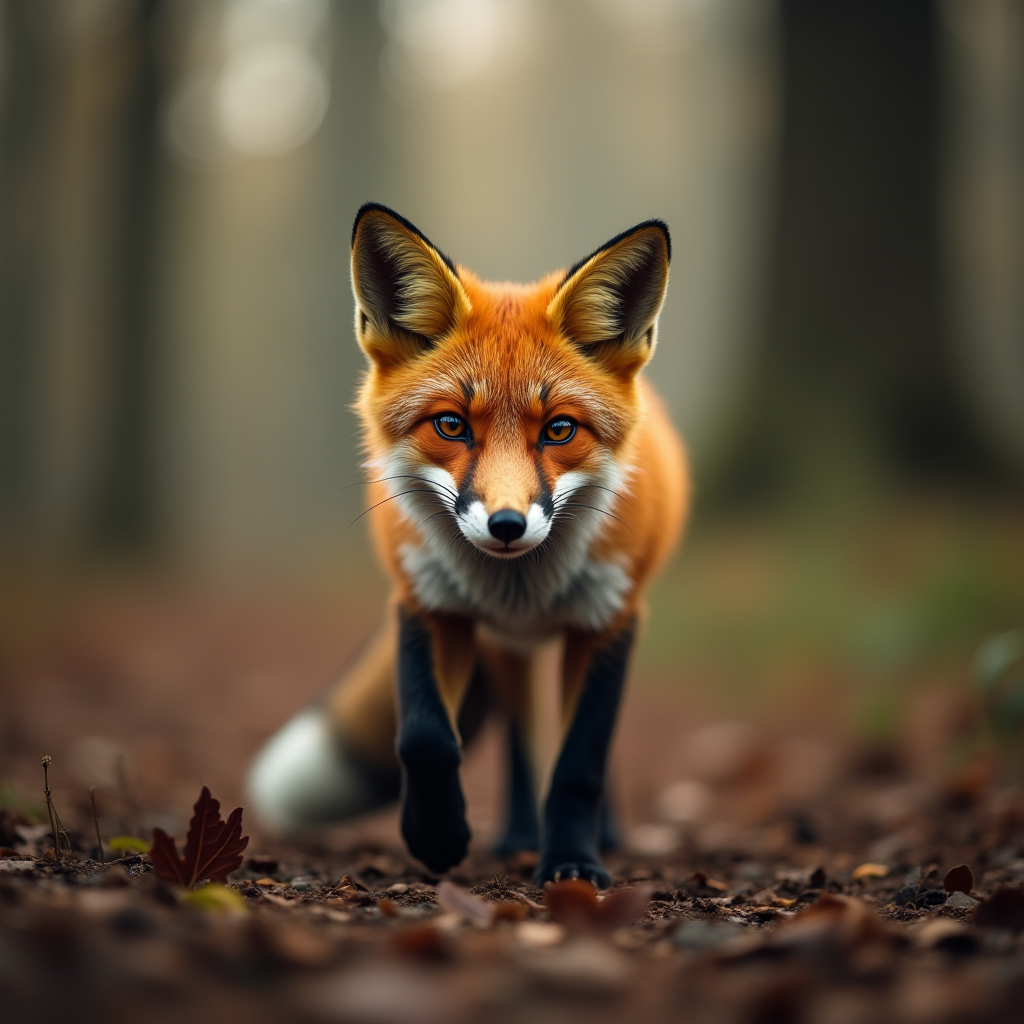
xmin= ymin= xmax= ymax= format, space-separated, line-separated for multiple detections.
xmin=2 ymin=745 xmax=1024 ymax=1022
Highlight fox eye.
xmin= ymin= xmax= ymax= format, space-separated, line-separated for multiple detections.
xmin=434 ymin=413 xmax=468 ymax=440
xmin=543 ymin=418 xmax=576 ymax=444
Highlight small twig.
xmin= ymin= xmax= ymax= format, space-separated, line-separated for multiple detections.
xmin=89 ymin=787 xmax=105 ymax=864
xmin=41 ymin=756 xmax=71 ymax=864
xmin=42 ymin=756 xmax=58 ymax=863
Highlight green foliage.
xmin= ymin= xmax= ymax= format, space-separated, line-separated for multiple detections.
xmin=107 ymin=835 xmax=152 ymax=855
xmin=974 ymin=630 xmax=1024 ymax=773
xmin=0 ymin=783 xmax=45 ymax=824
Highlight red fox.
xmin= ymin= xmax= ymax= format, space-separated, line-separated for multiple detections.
xmin=248 ymin=204 xmax=688 ymax=886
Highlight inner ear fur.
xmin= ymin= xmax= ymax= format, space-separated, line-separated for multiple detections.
xmin=351 ymin=203 xmax=471 ymax=366
xmin=547 ymin=221 xmax=671 ymax=376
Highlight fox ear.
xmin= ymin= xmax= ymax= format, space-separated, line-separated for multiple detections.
xmin=351 ymin=204 xmax=471 ymax=367
xmin=547 ymin=221 xmax=670 ymax=378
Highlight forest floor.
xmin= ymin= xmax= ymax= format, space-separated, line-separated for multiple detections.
xmin=1 ymin=512 xmax=1022 ymax=1024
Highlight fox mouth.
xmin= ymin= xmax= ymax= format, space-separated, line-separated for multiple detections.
xmin=469 ymin=538 xmax=540 ymax=558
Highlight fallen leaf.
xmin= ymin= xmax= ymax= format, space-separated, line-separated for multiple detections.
xmin=107 ymin=835 xmax=152 ymax=855
xmin=772 ymin=893 xmax=896 ymax=954
xmin=492 ymin=901 xmax=528 ymax=922
xmin=335 ymin=874 xmax=370 ymax=892
xmin=393 ymin=924 xmax=451 ymax=961
xmin=852 ymin=862 xmax=889 ymax=880
xmin=943 ymin=864 xmax=974 ymax=895
xmin=545 ymin=879 xmax=653 ymax=934
xmin=690 ymin=870 xmax=729 ymax=892
xmin=149 ymin=786 xmax=249 ymax=890
xmin=972 ymin=887 xmax=1024 ymax=932
xmin=437 ymin=880 xmax=493 ymax=927
xmin=183 ymin=883 xmax=248 ymax=915
xmin=377 ymin=897 xmax=399 ymax=918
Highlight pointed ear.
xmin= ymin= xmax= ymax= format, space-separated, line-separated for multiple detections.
xmin=351 ymin=203 xmax=472 ymax=367
xmin=547 ymin=221 xmax=670 ymax=378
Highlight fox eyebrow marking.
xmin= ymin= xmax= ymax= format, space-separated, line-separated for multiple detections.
xmin=460 ymin=379 xmax=475 ymax=403
xmin=539 ymin=381 xmax=552 ymax=404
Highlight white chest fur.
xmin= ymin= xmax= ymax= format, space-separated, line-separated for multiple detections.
xmin=400 ymin=536 xmax=631 ymax=640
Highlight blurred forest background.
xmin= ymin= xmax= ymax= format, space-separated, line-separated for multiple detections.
xmin=0 ymin=0 xmax=1022 ymax=821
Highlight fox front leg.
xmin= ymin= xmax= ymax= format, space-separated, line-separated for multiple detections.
xmin=395 ymin=607 xmax=475 ymax=874
xmin=535 ymin=621 xmax=635 ymax=888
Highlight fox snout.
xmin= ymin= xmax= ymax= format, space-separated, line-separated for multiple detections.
xmin=487 ymin=508 xmax=527 ymax=544
xmin=457 ymin=496 xmax=551 ymax=557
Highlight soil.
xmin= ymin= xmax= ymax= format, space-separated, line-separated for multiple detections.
xmin=1 ymin=578 xmax=1023 ymax=1024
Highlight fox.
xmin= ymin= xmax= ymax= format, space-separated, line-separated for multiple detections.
xmin=247 ymin=203 xmax=689 ymax=887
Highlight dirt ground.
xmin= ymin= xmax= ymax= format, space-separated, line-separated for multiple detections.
xmin=1 ymin=574 xmax=1023 ymax=1024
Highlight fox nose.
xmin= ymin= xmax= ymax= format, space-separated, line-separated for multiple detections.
xmin=488 ymin=508 xmax=527 ymax=544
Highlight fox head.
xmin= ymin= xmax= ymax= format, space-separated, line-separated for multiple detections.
xmin=351 ymin=203 xmax=670 ymax=560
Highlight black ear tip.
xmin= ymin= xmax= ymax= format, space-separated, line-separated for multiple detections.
xmin=352 ymin=202 xmax=406 ymax=246
xmin=638 ymin=219 xmax=671 ymax=263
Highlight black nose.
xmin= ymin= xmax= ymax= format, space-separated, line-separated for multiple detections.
xmin=488 ymin=508 xmax=527 ymax=544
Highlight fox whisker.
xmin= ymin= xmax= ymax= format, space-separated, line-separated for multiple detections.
xmin=350 ymin=488 xmax=450 ymax=527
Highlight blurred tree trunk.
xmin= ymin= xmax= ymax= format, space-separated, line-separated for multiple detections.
xmin=0 ymin=0 xmax=166 ymax=558
xmin=0 ymin=1 xmax=50 ymax=544
xmin=88 ymin=0 xmax=163 ymax=551
xmin=723 ymin=0 xmax=1009 ymax=509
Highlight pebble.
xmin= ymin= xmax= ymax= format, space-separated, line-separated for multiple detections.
xmin=290 ymin=876 xmax=317 ymax=891
xmin=946 ymin=890 xmax=980 ymax=910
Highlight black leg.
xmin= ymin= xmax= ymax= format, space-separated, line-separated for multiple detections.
xmin=535 ymin=622 xmax=634 ymax=888
xmin=395 ymin=607 xmax=470 ymax=874
xmin=598 ymin=789 xmax=621 ymax=853
xmin=495 ymin=717 xmax=540 ymax=856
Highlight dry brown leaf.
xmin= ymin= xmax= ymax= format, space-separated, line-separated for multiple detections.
xmin=691 ymin=870 xmax=729 ymax=891
xmin=376 ymin=897 xmax=399 ymax=918
xmin=545 ymin=879 xmax=653 ymax=934
xmin=852 ymin=862 xmax=889 ymax=880
xmin=492 ymin=900 xmax=528 ymax=922
xmin=149 ymin=786 xmax=248 ymax=890
xmin=336 ymin=874 xmax=369 ymax=892
xmin=773 ymin=893 xmax=896 ymax=953
xmin=393 ymin=924 xmax=451 ymax=961
xmin=943 ymin=864 xmax=974 ymax=895
xmin=436 ymin=880 xmax=493 ymax=927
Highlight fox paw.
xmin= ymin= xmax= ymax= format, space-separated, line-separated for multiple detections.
xmin=401 ymin=773 xmax=470 ymax=874
xmin=535 ymin=855 xmax=610 ymax=889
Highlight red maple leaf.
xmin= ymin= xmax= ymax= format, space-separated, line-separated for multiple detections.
xmin=150 ymin=786 xmax=249 ymax=889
